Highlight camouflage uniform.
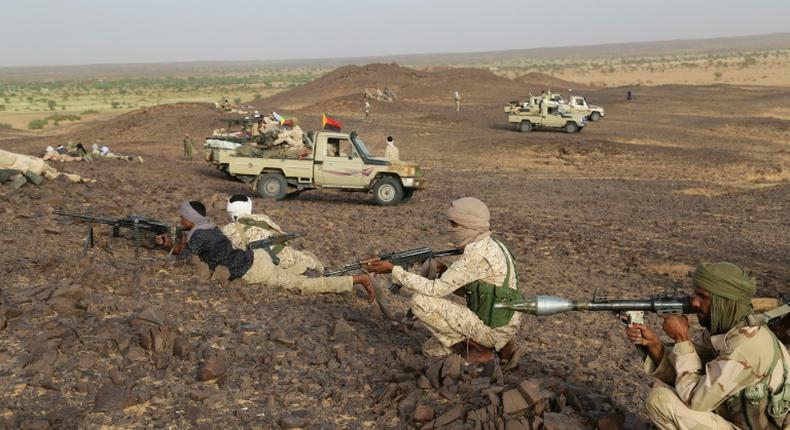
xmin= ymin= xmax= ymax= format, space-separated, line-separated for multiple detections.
xmin=243 ymin=249 xmax=351 ymax=294
xmin=454 ymin=91 xmax=461 ymax=112
xmin=183 ymin=135 xmax=195 ymax=160
xmin=384 ymin=142 xmax=399 ymax=161
xmin=391 ymin=236 xmax=521 ymax=356
xmin=644 ymin=322 xmax=790 ymax=429
xmin=220 ymin=213 xmax=324 ymax=275
xmin=273 ymin=126 xmax=305 ymax=150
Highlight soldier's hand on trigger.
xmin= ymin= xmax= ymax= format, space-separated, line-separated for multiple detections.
xmin=625 ymin=323 xmax=660 ymax=346
xmin=155 ymin=233 xmax=173 ymax=248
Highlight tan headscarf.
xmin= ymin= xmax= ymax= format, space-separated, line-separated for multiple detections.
xmin=447 ymin=197 xmax=491 ymax=248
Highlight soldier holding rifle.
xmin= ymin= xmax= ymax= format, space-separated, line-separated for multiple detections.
xmin=365 ymin=197 xmax=525 ymax=368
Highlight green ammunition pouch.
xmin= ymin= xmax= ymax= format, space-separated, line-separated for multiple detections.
xmin=465 ymin=240 xmax=523 ymax=328
xmin=741 ymin=312 xmax=790 ymax=429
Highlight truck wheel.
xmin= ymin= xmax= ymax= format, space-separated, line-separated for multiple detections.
xmin=401 ymin=189 xmax=415 ymax=203
xmin=589 ymin=111 xmax=601 ymax=122
xmin=373 ymin=177 xmax=403 ymax=206
xmin=257 ymin=172 xmax=288 ymax=200
xmin=519 ymin=121 xmax=532 ymax=133
xmin=564 ymin=122 xmax=579 ymax=133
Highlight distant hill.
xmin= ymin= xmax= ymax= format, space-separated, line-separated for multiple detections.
xmin=1 ymin=32 xmax=789 ymax=81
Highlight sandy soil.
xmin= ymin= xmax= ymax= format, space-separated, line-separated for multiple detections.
xmin=0 ymin=64 xmax=788 ymax=429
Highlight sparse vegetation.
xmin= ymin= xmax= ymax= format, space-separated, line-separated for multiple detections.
xmin=81 ymin=109 xmax=99 ymax=115
xmin=0 ymin=122 xmax=12 ymax=129
xmin=28 ymin=119 xmax=48 ymax=129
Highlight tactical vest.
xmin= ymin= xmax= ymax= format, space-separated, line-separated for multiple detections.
xmin=237 ymin=218 xmax=286 ymax=257
xmin=464 ymin=240 xmax=523 ymax=328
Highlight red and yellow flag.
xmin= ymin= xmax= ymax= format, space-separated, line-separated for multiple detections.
xmin=322 ymin=113 xmax=342 ymax=131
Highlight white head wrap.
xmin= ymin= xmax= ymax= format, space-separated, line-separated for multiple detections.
xmin=227 ymin=195 xmax=252 ymax=222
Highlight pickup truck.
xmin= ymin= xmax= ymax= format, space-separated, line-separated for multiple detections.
xmin=505 ymin=99 xmax=587 ymax=133
xmin=224 ymin=130 xmax=424 ymax=205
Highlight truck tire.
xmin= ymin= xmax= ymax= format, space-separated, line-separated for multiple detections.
xmin=564 ymin=122 xmax=579 ymax=133
xmin=257 ymin=172 xmax=288 ymax=200
xmin=373 ymin=176 xmax=403 ymax=206
xmin=401 ymin=189 xmax=415 ymax=203
xmin=519 ymin=120 xmax=532 ymax=133
xmin=589 ymin=111 xmax=601 ymax=122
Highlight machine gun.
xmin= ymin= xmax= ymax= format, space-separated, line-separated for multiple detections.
xmin=324 ymin=246 xmax=462 ymax=277
xmin=247 ymin=232 xmax=304 ymax=265
xmin=494 ymin=292 xmax=787 ymax=325
xmin=54 ymin=210 xmax=184 ymax=254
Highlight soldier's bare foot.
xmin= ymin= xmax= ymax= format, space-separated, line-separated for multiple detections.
xmin=498 ymin=340 xmax=524 ymax=370
xmin=455 ymin=340 xmax=495 ymax=365
xmin=498 ymin=340 xmax=517 ymax=361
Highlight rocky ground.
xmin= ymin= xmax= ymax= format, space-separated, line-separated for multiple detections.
xmin=1 ymin=65 xmax=789 ymax=429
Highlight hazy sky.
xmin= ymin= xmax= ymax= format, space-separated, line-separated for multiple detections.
xmin=1 ymin=0 xmax=789 ymax=67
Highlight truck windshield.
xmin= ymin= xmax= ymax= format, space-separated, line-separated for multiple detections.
xmin=352 ymin=136 xmax=374 ymax=158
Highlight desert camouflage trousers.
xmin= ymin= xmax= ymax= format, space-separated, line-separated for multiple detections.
xmin=645 ymin=384 xmax=739 ymax=430
xmin=277 ymin=248 xmax=324 ymax=275
xmin=243 ymin=249 xmax=352 ymax=294
xmin=410 ymin=293 xmax=521 ymax=357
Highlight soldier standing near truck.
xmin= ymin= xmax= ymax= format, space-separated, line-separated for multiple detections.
xmin=453 ymin=90 xmax=461 ymax=112
xmin=384 ymin=136 xmax=399 ymax=161
xmin=364 ymin=101 xmax=371 ymax=122
xmin=364 ymin=197 xmax=525 ymax=368
xmin=625 ymin=262 xmax=790 ymax=430
xmin=183 ymin=133 xmax=195 ymax=160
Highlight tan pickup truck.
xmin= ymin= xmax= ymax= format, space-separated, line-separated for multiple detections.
xmin=224 ymin=130 xmax=424 ymax=205
xmin=505 ymin=98 xmax=588 ymax=133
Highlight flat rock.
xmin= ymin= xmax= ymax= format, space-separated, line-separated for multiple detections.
xmin=331 ymin=318 xmax=356 ymax=343
xmin=502 ymin=389 xmax=529 ymax=417
xmin=137 ymin=307 xmax=165 ymax=326
xmin=518 ymin=379 xmax=551 ymax=406
xmin=197 ymin=356 xmax=226 ymax=382
xmin=423 ymin=404 xmax=464 ymax=429
xmin=505 ymin=418 xmax=530 ymax=430
xmin=542 ymin=412 xmax=586 ymax=430
xmin=279 ymin=415 xmax=307 ymax=429
xmin=270 ymin=328 xmax=296 ymax=345
xmin=441 ymin=354 xmax=462 ymax=380
xmin=413 ymin=404 xmax=435 ymax=422
xmin=596 ymin=414 xmax=623 ymax=430
xmin=93 ymin=383 xmax=136 ymax=412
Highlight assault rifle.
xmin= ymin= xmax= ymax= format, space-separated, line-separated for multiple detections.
xmin=54 ymin=210 xmax=184 ymax=254
xmin=324 ymin=246 xmax=462 ymax=277
xmin=495 ymin=292 xmax=787 ymax=325
xmin=247 ymin=232 xmax=304 ymax=265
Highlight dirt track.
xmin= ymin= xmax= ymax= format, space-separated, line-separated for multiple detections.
xmin=1 ymin=65 xmax=789 ymax=429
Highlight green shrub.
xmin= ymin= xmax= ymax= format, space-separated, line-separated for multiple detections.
xmin=111 ymin=101 xmax=120 ymax=108
xmin=47 ymin=100 xmax=57 ymax=110
xmin=45 ymin=113 xmax=81 ymax=124
xmin=81 ymin=109 xmax=99 ymax=115
xmin=0 ymin=105 xmax=5 ymax=111
xmin=233 ymin=97 xmax=242 ymax=104
xmin=28 ymin=119 xmax=48 ymax=129
xmin=0 ymin=123 xmax=12 ymax=129
xmin=253 ymin=93 xmax=263 ymax=100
